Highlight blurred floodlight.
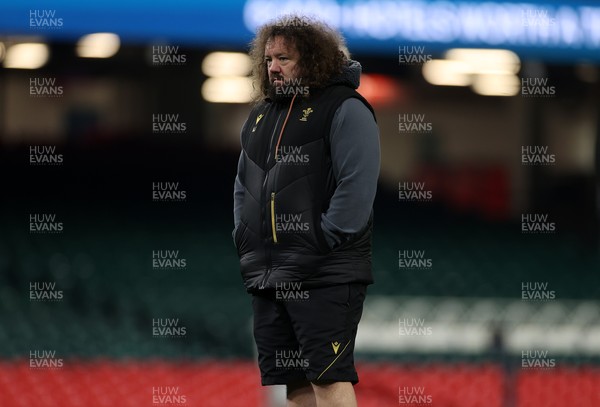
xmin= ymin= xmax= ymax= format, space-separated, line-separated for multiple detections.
xmin=0 ymin=42 xmax=5 ymax=62
xmin=424 ymin=49 xmax=521 ymax=96
xmin=471 ymin=73 xmax=520 ymax=96
xmin=201 ymin=77 xmax=254 ymax=103
xmin=202 ymin=52 xmax=252 ymax=77
xmin=4 ymin=43 xmax=49 ymax=69
xmin=422 ymin=59 xmax=472 ymax=86
xmin=76 ymin=33 xmax=120 ymax=58
xmin=445 ymin=48 xmax=520 ymax=74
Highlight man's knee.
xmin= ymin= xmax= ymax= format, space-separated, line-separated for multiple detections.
xmin=311 ymin=381 xmax=356 ymax=407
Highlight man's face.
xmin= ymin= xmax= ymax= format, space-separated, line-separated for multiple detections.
xmin=265 ymin=36 xmax=300 ymax=88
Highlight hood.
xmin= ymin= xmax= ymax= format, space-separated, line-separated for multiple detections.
xmin=327 ymin=59 xmax=362 ymax=89
xmin=265 ymin=59 xmax=362 ymax=103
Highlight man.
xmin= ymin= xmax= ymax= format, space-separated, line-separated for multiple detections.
xmin=232 ymin=15 xmax=380 ymax=407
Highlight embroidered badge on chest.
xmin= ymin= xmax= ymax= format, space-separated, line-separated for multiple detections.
xmin=299 ymin=108 xmax=313 ymax=122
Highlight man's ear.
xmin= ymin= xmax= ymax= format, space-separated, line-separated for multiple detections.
xmin=339 ymin=46 xmax=350 ymax=59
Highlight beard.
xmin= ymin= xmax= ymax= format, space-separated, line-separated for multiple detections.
xmin=266 ymin=77 xmax=309 ymax=102
xmin=267 ymin=83 xmax=292 ymax=103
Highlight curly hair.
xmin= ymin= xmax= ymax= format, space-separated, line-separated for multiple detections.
xmin=249 ymin=15 xmax=348 ymax=101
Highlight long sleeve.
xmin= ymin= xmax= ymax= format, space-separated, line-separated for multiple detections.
xmin=321 ymin=98 xmax=380 ymax=249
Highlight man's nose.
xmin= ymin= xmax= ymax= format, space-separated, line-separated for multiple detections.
xmin=269 ymin=60 xmax=281 ymax=73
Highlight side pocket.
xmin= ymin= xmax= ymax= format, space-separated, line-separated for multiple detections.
xmin=315 ymin=217 xmax=332 ymax=254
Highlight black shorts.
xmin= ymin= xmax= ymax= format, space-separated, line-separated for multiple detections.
xmin=251 ymin=283 xmax=367 ymax=386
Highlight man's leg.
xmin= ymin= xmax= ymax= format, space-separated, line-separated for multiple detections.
xmin=286 ymin=380 xmax=316 ymax=407
xmin=312 ymin=381 xmax=357 ymax=407
xmin=252 ymin=291 xmax=306 ymax=386
xmin=284 ymin=284 xmax=367 ymax=406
